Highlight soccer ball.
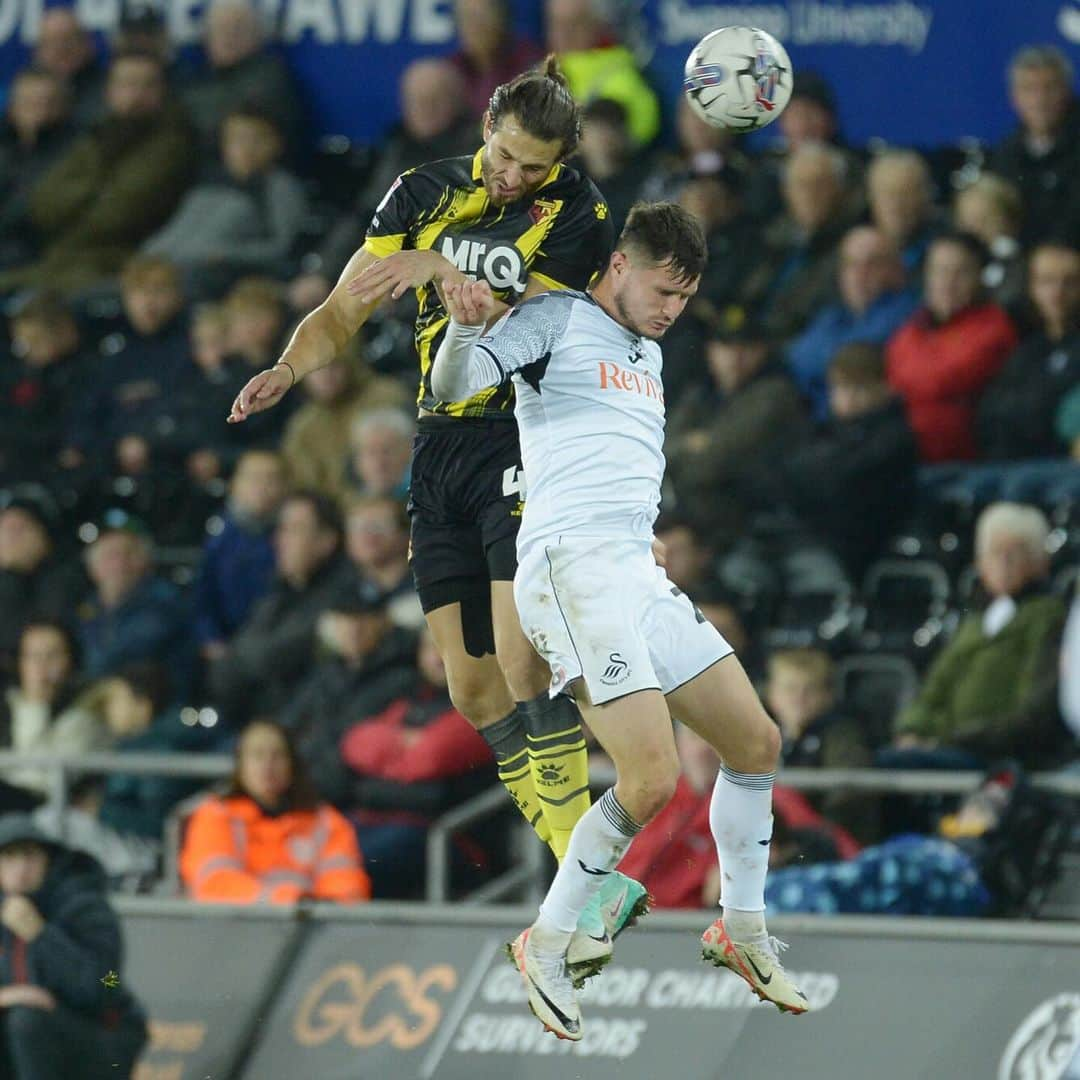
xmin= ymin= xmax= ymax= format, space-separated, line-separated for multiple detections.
xmin=683 ymin=26 xmax=793 ymax=132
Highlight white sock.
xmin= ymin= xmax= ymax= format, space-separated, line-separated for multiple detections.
xmin=710 ymin=763 xmax=774 ymax=932
xmin=536 ymin=788 xmax=642 ymax=937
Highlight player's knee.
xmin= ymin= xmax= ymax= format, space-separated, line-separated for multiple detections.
xmin=727 ymin=715 xmax=782 ymax=775
xmin=617 ymin=757 xmax=680 ymax=825
xmin=496 ymin=641 xmax=549 ymax=701
xmin=445 ymin=668 xmax=510 ymax=728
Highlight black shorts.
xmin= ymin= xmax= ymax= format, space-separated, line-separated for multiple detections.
xmin=408 ymin=416 xmax=523 ymax=619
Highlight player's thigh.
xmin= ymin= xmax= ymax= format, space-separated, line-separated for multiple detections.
xmin=666 ymin=655 xmax=781 ymax=774
xmin=490 ymin=578 xmax=550 ymax=701
xmin=582 ymin=687 xmax=680 ymax=821
xmin=424 ymin=599 xmax=513 ymax=728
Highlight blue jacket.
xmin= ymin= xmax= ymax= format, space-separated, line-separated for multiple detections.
xmin=786 ymin=289 xmax=919 ymax=419
xmin=79 ymin=575 xmax=194 ymax=696
xmin=194 ymin=511 xmax=275 ymax=645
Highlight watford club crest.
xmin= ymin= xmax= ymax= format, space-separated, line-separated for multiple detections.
xmin=529 ymin=199 xmax=558 ymax=226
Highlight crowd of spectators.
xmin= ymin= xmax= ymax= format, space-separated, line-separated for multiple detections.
xmin=0 ymin=0 xmax=1077 ymax=917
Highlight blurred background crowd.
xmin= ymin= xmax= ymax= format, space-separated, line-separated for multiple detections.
xmin=0 ymin=0 xmax=1078 ymax=916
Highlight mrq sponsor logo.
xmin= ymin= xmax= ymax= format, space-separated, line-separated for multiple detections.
xmin=451 ymin=959 xmax=838 ymax=1059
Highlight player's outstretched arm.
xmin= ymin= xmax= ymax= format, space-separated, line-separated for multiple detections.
xmin=228 ymin=246 xmax=382 ymax=424
xmin=430 ymin=280 xmax=503 ymax=401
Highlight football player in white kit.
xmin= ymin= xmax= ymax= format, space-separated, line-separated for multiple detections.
xmin=432 ymin=203 xmax=808 ymax=1040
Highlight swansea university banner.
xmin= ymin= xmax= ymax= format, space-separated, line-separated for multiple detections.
xmin=0 ymin=0 xmax=1079 ymax=146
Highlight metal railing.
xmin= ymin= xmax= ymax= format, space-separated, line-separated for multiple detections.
xmin=424 ymin=763 xmax=1080 ymax=903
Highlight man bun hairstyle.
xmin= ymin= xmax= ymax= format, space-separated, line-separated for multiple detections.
xmin=487 ymin=54 xmax=581 ymax=157
xmin=618 ymin=202 xmax=708 ymax=285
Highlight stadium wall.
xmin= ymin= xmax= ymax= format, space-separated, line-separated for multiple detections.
xmin=119 ymin=898 xmax=1080 ymax=1080
xmin=2 ymin=1 xmax=1080 ymax=146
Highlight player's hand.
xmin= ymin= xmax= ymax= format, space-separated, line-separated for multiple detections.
xmin=346 ymin=250 xmax=462 ymax=304
xmin=0 ymin=984 xmax=56 ymax=1011
xmin=444 ymin=279 xmax=496 ymax=327
xmin=228 ymin=364 xmax=293 ymax=423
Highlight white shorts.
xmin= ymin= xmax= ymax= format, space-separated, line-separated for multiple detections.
xmin=515 ymin=538 xmax=733 ymax=705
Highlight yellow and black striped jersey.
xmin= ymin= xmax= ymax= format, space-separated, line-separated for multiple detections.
xmin=363 ymin=149 xmax=613 ymax=420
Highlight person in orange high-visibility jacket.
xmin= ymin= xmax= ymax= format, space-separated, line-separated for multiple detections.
xmin=181 ymin=719 xmax=371 ymax=903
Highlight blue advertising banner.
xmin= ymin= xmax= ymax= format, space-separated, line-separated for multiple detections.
xmin=0 ymin=0 xmax=1078 ymax=146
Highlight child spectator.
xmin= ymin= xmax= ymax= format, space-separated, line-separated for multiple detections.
xmin=180 ymin=719 xmax=371 ymax=904
xmin=143 ymin=105 xmax=308 ymax=293
xmin=195 ymin=449 xmax=284 ymax=661
xmin=766 ymin=648 xmax=879 ymax=843
xmin=887 ymin=232 xmax=1018 ymax=461
xmin=0 ymin=293 xmax=89 ymax=484
xmin=64 ymin=255 xmax=189 ymax=478
xmin=340 ymin=628 xmax=493 ymax=897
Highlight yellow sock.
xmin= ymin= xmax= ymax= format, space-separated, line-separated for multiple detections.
xmin=521 ymin=697 xmax=591 ymax=862
xmin=480 ymin=712 xmax=555 ymax=855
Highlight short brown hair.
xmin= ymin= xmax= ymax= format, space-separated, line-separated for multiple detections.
xmin=11 ymin=290 xmax=75 ymax=329
xmin=828 ymin=342 xmax=886 ymax=388
xmin=224 ymin=276 xmax=285 ymax=316
xmin=487 ymin=55 xmax=581 ymax=157
xmin=619 ymin=202 xmax=707 ymax=285
xmin=767 ymin=648 xmax=834 ymax=686
xmin=120 ymin=254 xmax=182 ymax=291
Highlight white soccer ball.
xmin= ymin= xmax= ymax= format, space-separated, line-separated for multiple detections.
xmin=683 ymin=26 xmax=793 ymax=132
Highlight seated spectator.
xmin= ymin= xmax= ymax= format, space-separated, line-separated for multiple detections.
xmin=665 ymin=316 xmax=806 ymax=542
xmin=64 ymin=255 xmax=189 ymax=478
xmin=143 ymin=105 xmax=307 ymax=293
xmin=882 ymin=503 xmax=1068 ymax=769
xmin=0 ymin=293 xmax=89 ymax=485
xmin=181 ymin=720 xmax=370 ymax=903
xmin=340 ymin=628 xmax=492 ymax=897
xmin=886 ymin=232 xmax=1018 ymax=461
xmin=1061 ymin=587 xmax=1080 ymax=747
xmin=637 ymin=97 xmax=749 ymax=206
xmin=344 ymin=408 xmax=415 ymax=500
xmin=0 ymin=815 xmax=148 ymax=1074
xmin=451 ymin=0 xmax=543 ymax=119
xmin=990 ymin=45 xmax=1080 ymax=246
xmin=0 ymin=490 xmax=85 ymax=669
xmin=207 ymin=491 xmax=352 ymax=721
xmin=282 ymin=580 xmax=418 ymax=800
xmin=652 ymin=515 xmax=717 ymax=596
xmin=78 ymin=512 xmax=193 ymax=693
xmin=32 ymin=7 xmax=104 ymax=127
xmin=545 ymin=0 xmax=660 ymax=147
xmin=0 ymin=621 xmax=107 ymax=810
xmin=345 ymin=496 xmax=421 ymax=628
xmin=743 ymin=343 xmax=918 ymax=584
xmin=289 ymin=59 xmax=476 ymax=304
xmin=195 ymin=449 xmax=284 ymax=660
xmin=0 ymin=67 xmax=75 ymax=269
xmin=578 ymin=98 xmax=639 ymax=235
xmin=281 ymin=355 xmax=408 ymax=499
xmin=866 ymin=150 xmax=940 ymax=278
xmin=745 ymin=144 xmax=863 ymax=340
xmin=787 ymin=225 xmax=919 ymax=419
xmin=619 ymin=723 xmax=854 ymax=909
xmin=978 ymin=241 xmax=1080 ymax=460
xmin=766 ymin=648 xmax=879 ymax=842
xmin=695 ymin=585 xmax=761 ymax=683
xmin=953 ymin=174 xmax=1026 ymax=312
xmin=183 ymin=0 xmax=304 ymax=157
xmin=95 ymin=664 xmax=215 ymax=841
xmin=0 ymin=49 xmax=194 ymax=294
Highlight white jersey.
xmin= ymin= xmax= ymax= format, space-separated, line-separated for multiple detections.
xmin=476 ymin=291 xmax=666 ymax=555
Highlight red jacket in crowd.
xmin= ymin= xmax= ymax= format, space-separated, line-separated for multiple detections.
xmin=886 ymin=304 xmax=1018 ymax=462
xmin=618 ymin=778 xmax=861 ymax=909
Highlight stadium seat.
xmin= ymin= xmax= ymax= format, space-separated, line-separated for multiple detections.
xmin=834 ymin=653 xmax=920 ymax=748
xmin=761 ymin=586 xmax=855 ymax=651
xmin=854 ymin=558 xmax=953 ymax=657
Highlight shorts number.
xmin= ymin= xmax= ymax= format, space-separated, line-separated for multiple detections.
xmin=502 ymin=465 xmax=525 ymax=498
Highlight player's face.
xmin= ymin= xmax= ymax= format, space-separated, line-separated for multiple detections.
xmin=610 ymin=251 xmax=699 ymax=339
xmin=481 ymin=114 xmax=563 ymax=206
